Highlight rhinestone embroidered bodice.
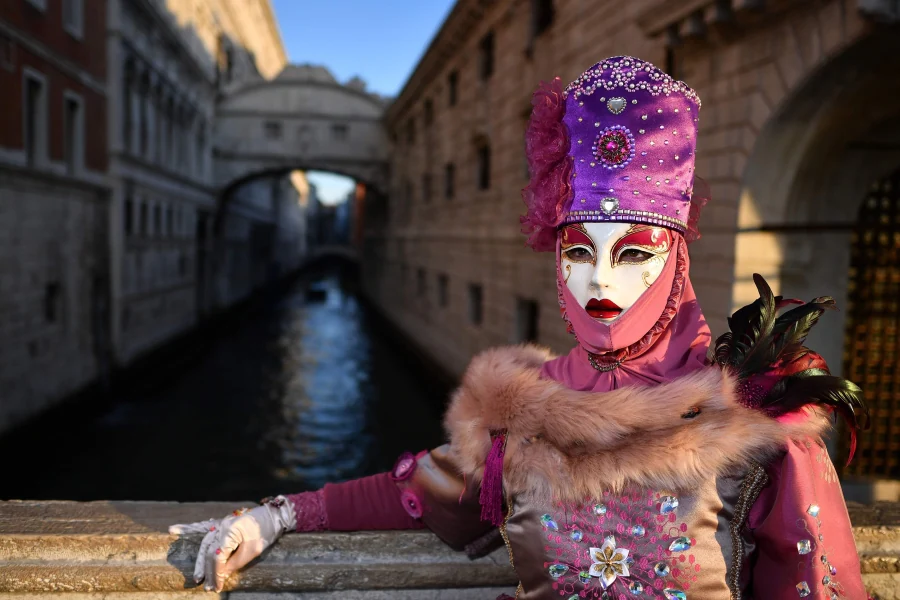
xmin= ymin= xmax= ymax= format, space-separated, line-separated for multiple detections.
xmin=539 ymin=490 xmax=698 ymax=599
xmin=502 ymin=476 xmax=754 ymax=600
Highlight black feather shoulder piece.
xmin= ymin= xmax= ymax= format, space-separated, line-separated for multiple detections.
xmin=714 ymin=274 xmax=870 ymax=463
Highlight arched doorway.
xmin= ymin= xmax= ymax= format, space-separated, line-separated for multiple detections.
xmin=731 ymin=29 xmax=900 ymax=375
xmin=841 ymin=168 xmax=900 ymax=478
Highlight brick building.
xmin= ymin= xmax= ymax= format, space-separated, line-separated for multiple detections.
xmin=0 ymin=0 xmax=110 ymax=433
xmin=367 ymin=0 xmax=900 ymax=482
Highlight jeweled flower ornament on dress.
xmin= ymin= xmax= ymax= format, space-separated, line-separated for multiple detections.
xmin=588 ymin=536 xmax=630 ymax=589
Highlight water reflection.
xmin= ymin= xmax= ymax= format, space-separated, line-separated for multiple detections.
xmin=0 ymin=266 xmax=448 ymax=501
xmin=275 ymin=277 xmax=375 ymax=487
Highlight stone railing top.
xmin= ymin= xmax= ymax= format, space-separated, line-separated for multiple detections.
xmin=0 ymin=500 xmax=897 ymax=596
xmin=0 ymin=500 xmax=515 ymax=596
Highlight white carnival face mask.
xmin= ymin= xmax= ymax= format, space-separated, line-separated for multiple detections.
xmin=560 ymin=222 xmax=673 ymax=322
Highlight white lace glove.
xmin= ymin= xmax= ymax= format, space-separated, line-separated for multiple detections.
xmin=169 ymin=496 xmax=297 ymax=592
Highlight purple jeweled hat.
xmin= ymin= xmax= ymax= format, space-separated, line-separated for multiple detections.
xmin=520 ymin=56 xmax=704 ymax=252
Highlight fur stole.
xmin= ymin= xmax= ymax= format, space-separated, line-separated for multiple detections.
xmin=444 ymin=344 xmax=830 ymax=504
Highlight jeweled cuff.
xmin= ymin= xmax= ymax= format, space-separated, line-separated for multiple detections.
xmin=284 ymin=489 xmax=329 ymax=533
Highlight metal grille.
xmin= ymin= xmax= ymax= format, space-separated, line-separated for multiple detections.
xmin=841 ymin=170 xmax=900 ymax=478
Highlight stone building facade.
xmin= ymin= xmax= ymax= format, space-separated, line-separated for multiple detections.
xmin=0 ymin=0 xmax=300 ymax=435
xmin=215 ymin=172 xmax=308 ymax=307
xmin=105 ymin=0 xmax=289 ymax=364
xmin=0 ymin=0 xmax=111 ymax=433
xmin=370 ymin=0 xmax=900 ymax=479
xmin=106 ymin=0 xmax=217 ymax=363
xmin=163 ymin=0 xmax=286 ymax=82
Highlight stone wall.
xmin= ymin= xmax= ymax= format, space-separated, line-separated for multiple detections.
xmin=0 ymin=168 xmax=110 ymax=435
xmin=0 ymin=500 xmax=897 ymax=598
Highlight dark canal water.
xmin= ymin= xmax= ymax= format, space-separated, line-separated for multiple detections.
xmin=0 ymin=264 xmax=450 ymax=502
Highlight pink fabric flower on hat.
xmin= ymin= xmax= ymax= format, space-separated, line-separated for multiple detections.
xmin=520 ymin=77 xmax=573 ymax=252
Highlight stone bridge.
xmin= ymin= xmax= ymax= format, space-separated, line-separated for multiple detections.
xmin=213 ymin=65 xmax=390 ymax=196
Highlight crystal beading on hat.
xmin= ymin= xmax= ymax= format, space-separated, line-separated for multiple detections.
xmin=520 ymin=56 xmax=703 ymax=251
xmin=566 ymin=56 xmax=700 ymax=229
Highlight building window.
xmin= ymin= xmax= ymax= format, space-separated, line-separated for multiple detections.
xmin=196 ymin=120 xmax=207 ymax=178
xmin=63 ymin=93 xmax=83 ymax=175
xmin=264 ymin=121 xmax=282 ymax=139
xmin=665 ymin=47 xmax=679 ymax=79
xmin=417 ymin=268 xmax=426 ymax=297
xmin=44 ymin=282 xmax=62 ymax=324
xmin=153 ymin=204 xmax=162 ymax=237
xmin=479 ymin=32 xmax=495 ymax=81
xmin=477 ymin=142 xmax=491 ymax=190
xmin=44 ymin=282 xmax=61 ymax=323
xmin=448 ymin=70 xmax=458 ymax=106
xmin=165 ymin=102 xmax=175 ymax=166
xmin=139 ymin=84 xmax=149 ymax=157
xmin=124 ymin=195 xmax=134 ymax=237
xmin=1 ymin=35 xmax=14 ymax=71
xmin=437 ymin=274 xmax=448 ymax=307
xmin=332 ymin=123 xmax=348 ymax=141
xmin=404 ymin=180 xmax=413 ymax=218
xmin=514 ymin=298 xmax=540 ymax=343
xmin=530 ymin=0 xmax=554 ymax=40
xmin=468 ymin=284 xmax=483 ymax=326
xmin=406 ymin=118 xmax=415 ymax=144
xmin=422 ymin=173 xmax=432 ymax=203
xmin=174 ymin=207 xmax=182 ymax=238
xmin=424 ymin=99 xmax=434 ymax=126
xmin=139 ymin=201 xmax=148 ymax=236
xmin=166 ymin=205 xmax=174 ymax=238
xmin=23 ymin=70 xmax=46 ymax=168
xmin=444 ymin=163 xmax=455 ymax=199
xmin=63 ymin=0 xmax=84 ymax=39
xmin=154 ymin=96 xmax=165 ymax=165
xmin=121 ymin=67 xmax=134 ymax=153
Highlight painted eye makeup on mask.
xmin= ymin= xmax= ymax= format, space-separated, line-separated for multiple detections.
xmin=610 ymin=226 xmax=672 ymax=267
xmin=561 ymin=225 xmax=596 ymax=264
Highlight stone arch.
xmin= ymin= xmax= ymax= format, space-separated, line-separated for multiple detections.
xmin=218 ymin=162 xmax=384 ymax=201
xmin=733 ymin=27 xmax=900 ymax=373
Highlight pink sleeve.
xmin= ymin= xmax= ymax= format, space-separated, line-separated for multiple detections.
xmin=748 ymin=437 xmax=865 ymax=599
xmin=284 ymin=458 xmax=428 ymax=533
xmin=322 ymin=471 xmax=426 ymax=531
xmin=285 ymin=446 xmax=493 ymax=551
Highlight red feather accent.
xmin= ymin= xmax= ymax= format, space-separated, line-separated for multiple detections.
xmin=717 ymin=274 xmax=869 ymax=465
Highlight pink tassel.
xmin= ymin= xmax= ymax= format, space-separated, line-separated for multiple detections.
xmin=479 ymin=429 xmax=507 ymax=526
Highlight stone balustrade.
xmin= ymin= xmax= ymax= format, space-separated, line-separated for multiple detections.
xmin=0 ymin=500 xmax=898 ymax=598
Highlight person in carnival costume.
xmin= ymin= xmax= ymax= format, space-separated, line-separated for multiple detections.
xmin=171 ymin=56 xmax=869 ymax=599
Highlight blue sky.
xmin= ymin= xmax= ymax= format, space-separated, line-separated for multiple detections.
xmin=271 ymin=0 xmax=456 ymax=204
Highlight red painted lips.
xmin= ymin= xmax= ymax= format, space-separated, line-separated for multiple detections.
xmin=585 ymin=298 xmax=622 ymax=320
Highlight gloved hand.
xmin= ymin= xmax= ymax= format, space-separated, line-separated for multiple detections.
xmin=169 ymin=496 xmax=296 ymax=592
